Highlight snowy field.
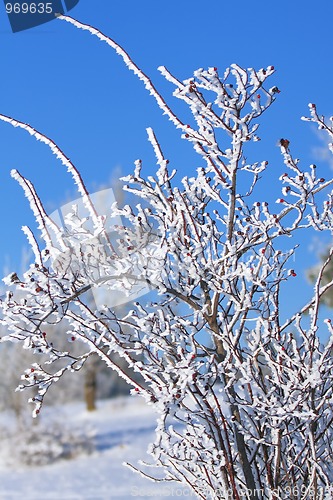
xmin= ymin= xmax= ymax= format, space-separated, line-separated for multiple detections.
xmin=0 ymin=397 xmax=195 ymax=500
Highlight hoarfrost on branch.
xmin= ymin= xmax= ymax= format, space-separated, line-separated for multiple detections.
xmin=1 ymin=14 xmax=333 ymax=500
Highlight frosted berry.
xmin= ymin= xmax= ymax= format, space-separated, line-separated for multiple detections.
xmin=279 ymin=138 xmax=290 ymax=149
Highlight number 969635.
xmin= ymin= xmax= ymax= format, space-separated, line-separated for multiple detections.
xmin=6 ymin=3 xmax=53 ymax=14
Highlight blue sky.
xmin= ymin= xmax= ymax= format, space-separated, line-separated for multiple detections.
xmin=0 ymin=0 xmax=333 ymax=324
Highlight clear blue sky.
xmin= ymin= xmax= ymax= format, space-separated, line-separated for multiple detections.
xmin=0 ymin=0 xmax=333 ymax=325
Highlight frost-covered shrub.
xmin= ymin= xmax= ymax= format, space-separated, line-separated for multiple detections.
xmin=1 ymin=14 xmax=333 ymax=500
xmin=0 ymin=419 xmax=95 ymax=467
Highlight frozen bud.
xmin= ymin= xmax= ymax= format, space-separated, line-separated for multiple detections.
xmin=309 ymin=103 xmax=316 ymax=109
xmin=9 ymin=272 xmax=20 ymax=283
xmin=279 ymin=138 xmax=290 ymax=149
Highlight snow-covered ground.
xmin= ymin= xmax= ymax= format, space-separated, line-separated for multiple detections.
xmin=0 ymin=397 xmax=195 ymax=500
